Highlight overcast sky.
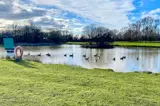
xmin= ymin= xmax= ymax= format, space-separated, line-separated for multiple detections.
xmin=0 ymin=0 xmax=160 ymax=35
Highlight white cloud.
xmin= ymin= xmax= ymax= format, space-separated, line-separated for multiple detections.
xmin=0 ymin=0 xmax=137 ymax=35
xmin=0 ymin=0 xmax=48 ymax=31
xmin=36 ymin=0 xmax=135 ymax=29
xmin=141 ymin=8 xmax=160 ymax=19
xmin=0 ymin=0 xmax=46 ymax=20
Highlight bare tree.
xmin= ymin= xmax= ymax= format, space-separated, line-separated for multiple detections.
xmin=83 ymin=24 xmax=97 ymax=44
xmin=12 ymin=21 xmax=19 ymax=36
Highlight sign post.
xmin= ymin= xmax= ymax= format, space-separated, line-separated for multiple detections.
xmin=3 ymin=37 xmax=14 ymax=58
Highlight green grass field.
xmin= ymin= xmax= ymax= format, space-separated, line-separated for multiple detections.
xmin=0 ymin=60 xmax=160 ymax=105
xmin=67 ymin=41 xmax=160 ymax=47
xmin=112 ymin=41 xmax=160 ymax=47
xmin=66 ymin=42 xmax=90 ymax=45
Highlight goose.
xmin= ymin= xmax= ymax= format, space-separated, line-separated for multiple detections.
xmin=37 ymin=53 xmax=41 ymax=56
xmin=83 ymin=54 xmax=86 ymax=57
xmin=120 ymin=57 xmax=124 ymax=60
xmin=69 ymin=53 xmax=73 ymax=57
xmin=120 ymin=56 xmax=126 ymax=60
xmin=85 ymin=57 xmax=89 ymax=61
xmin=46 ymin=53 xmax=51 ymax=57
xmin=137 ymin=57 xmax=139 ymax=60
xmin=122 ymin=56 xmax=126 ymax=59
xmin=94 ymin=53 xmax=98 ymax=57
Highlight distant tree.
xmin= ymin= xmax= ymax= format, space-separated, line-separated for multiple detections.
xmin=48 ymin=30 xmax=62 ymax=43
xmin=12 ymin=21 xmax=19 ymax=36
xmin=117 ymin=17 xmax=160 ymax=41
xmin=83 ymin=24 xmax=97 ymax=44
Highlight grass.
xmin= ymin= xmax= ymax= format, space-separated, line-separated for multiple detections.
xmin=66 ymin=42 xmax=90 ymax=45
xmin=0 ymin=60 xmax=159 ymax=105
xmin=112 ymin=41 xmax=160 ymax=47
xmin=67 ymin=41 xmax=160 ymax=47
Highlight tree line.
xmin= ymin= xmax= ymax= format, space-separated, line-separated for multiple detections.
xmin=0 ymin=23 xmax=74 ymax=44
xmin=81 ymin=17 xmax=160 ymax=44
xmin=0 ymin=16 xmax=159 ymax=44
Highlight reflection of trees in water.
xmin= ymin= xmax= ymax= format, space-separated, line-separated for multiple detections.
xmin=86 ymin=48 xmax=116 ymax=67
xmin=126 ymin=47 xmax=159 ymax=72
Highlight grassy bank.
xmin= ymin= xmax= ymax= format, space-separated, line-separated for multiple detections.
xmin=112 ymin=41 xmax=160 ymax=47
xmin=67 ymin=41 xmax=160 ymax=47
xmin=66 ymin=42 xmax=90 ymax=45
xmin=0 ymin=60 xmax=159 ymax=105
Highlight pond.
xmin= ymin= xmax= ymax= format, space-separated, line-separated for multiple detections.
xmin=1 ymin=45 xmax=160 ymax=73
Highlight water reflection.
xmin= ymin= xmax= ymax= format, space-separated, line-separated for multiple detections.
xmin=0 ymin=45 xmax=160 ymax=72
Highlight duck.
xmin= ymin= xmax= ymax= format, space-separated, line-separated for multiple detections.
xmin=120 ymin=57 xmax=124 ymax=60
xmin=28 ymin=53 xmax=30 ymax=55
xmin=37 ymin=53 xmax=41 ymax=56
xmin=64 ymin=54 xmax=67 ymax=57
xmin=94 ymin=53 xmax=98 ymax=57
xmin=46 ymin=53 xmax=51 ymax=57
xmin=85 ymin=57 xmax=89 ymax=61
xmin=122 ymin=56 xmax=126 ymax=59
xmin=113 ymin=57 xmax=116 ymax=61
xmin=137 ymin=57 xmax=139 ymax=60
xmin=83 ymin=54 xmax=86 ymax=57
xmin=69 ymin=53 xmax=74 ymax=57
xmin=120 ymin=56 xmax=126 ymax=60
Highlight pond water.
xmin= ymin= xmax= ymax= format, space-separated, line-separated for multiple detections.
xmin=1 ymin=45 xmax=160 ymax=73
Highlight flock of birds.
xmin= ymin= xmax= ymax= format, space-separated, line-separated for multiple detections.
xmin=64 ymin=53 xmax=140 ymax=62
xmin=27 ymin=53 xmax=51 ymax=57
xmin=64 ymin=53 xmax=100 ymax=62
xmin=27 ymin=52 xmax=139 ymax=61
xmin=113 ymin=56 xmax=139 ymax=61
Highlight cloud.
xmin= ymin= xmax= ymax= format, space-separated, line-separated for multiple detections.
xmin=29 ymin=15 xmax=70 ymax=31
xmin=0 ymin=0 xmax=46 ymax=20
xmin=36 ymin=0 xmax=135 ymax=29
xmin=0 ymin=0 xmax=137 ymax=34
xmin=0 ymin=19 xmax=13 ymax=30
xmin=141 ymin=8 xmax=160 ymax=19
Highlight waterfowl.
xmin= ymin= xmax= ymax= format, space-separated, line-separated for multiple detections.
xmin=120 ymin=57 xmax=124 ymax=60
xmin=28 ymin=53 xmax=30 ymax=55
xmin=83 ymin=54 xmax=86 ymax=57
xmin=85 ymin=57 xmax=89 ymax=60
xmin=122 ymin=56 xmax=126 ymax=59
xmin=94 ymin=53 xmax=98 ymax=57
xmin=120 ymin=56 xmax=126 ymax=60
xmin=137 ymin=57 xmax=139 ymax=60
xmin=46 ymin=53 xmax=51 ymax=57
xmin=113 ymin=57 xmax=116 ymax=61
xmin=37 ymin=53 xmax=41 ymax=56
xmin=64 ymin=54 xmax=67 ymax=57
xmin=69 ymin=53 xmax=73 ymax=57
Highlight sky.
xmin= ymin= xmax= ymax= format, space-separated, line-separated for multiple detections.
xmin=0 ymin=0 xmax=160 ymax=35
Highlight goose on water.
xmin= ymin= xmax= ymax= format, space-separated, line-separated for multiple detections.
xmin=69 ymin=53 xmax=73 ymax=57
xmin=85 ymin=57 xmax=89 ymax=60
xmin=46 ymin=53 xmax=51 ymax=57
xmin=37 ymin=53 xmax=41 ymax=56
xmin=83 ymin=54 xmax=86 ymax=57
